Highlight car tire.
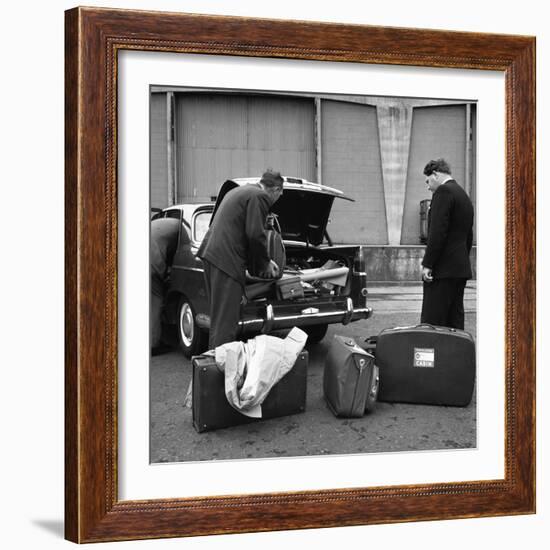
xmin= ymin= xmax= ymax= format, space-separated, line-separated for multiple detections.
xmin=304 ymin=324 xmax=329 ymax=344
xmin=177 ymin=296 xmax=208 ymax=358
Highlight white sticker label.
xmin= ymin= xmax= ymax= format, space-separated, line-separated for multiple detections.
xmin=413 ymin=347 xmax=435 ymax=368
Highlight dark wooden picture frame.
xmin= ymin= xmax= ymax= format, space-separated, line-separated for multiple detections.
xmin=65 ymin=7 xmax=535 ymax=543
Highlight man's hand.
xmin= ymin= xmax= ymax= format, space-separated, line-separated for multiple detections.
xmin=422 ymin=266 xmax=433 ymax=283
xmin=259 ymin=259 xmax=280 ymax=279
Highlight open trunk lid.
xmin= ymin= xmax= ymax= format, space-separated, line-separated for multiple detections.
xmin=211 ymin=177 xmax=354 ymax=247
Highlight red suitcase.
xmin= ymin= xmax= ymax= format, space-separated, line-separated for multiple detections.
xmin=192 ymin=350 xmax=308 ymax=433
xmin=375 ymin=324 xmax=475 ymax=406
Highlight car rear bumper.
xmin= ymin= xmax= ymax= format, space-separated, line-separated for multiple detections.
xmin=238 ymin=297 xmax=373 ymax=334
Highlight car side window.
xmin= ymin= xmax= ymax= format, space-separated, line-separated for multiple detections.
xmin=165 ymin=209 xmax=181 ymax=219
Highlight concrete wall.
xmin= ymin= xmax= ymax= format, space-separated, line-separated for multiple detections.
xmin=364 ymin=246 xmax=477 ymax=282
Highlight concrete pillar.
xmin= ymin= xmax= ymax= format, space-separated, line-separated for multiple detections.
xmin=377 ymin=104 xmax=413 ymax=245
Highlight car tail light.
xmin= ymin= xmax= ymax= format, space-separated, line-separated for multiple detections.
xmin=353 ymin=247 xmax=366 ymax=274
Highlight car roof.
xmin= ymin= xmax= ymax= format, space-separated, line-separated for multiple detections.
xmin=229 ymin=176 xmax=353 ymax=201
xmin=164 ymin=203 xmax=212 ymax=211
xmin=163 ymin=203 xmax=213 ymax=219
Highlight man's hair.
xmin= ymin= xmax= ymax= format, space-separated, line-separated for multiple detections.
xmin=260 ymin=169 xmax=284 ymax=190
xmin=423 ymin=158 xmax=452 ymax=176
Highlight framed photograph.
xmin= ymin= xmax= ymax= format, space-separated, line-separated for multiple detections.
xmin=65 ymin=7 xmax=535 ymax=543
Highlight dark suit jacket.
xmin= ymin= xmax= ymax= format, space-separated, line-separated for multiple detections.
xmin=197 ymin=184 xmax=271 ymax=286
xmin=422 ymin=179 xmax=474 ymax=279
xmin=150 ymin=217 xmax=180 ymax=286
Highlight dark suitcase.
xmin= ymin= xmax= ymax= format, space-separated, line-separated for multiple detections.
xmin=265 ymin=213 xmax=286 ymax=275
xmin=323 ymin=335 xmax=379 ymax=417
xmin=419 ymin=198 xmax=431 ymax=244
xmin=376 ymin=324 xmax=475 ymax=406
xmin=362 ymin=335 xmax=378 ymax=358
xmin=249 ymin=213 xmax=286 ymax=278
xmin=192 ymin=350 xmax=308 ymax=433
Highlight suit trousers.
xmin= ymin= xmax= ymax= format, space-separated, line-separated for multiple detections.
xmin=150 ymin=275 xmax=165 ymax=349
xmin=203 ymin=259 xmax=243 ymax=349
xmin=420 ymin=278 xmax=467 ymax=330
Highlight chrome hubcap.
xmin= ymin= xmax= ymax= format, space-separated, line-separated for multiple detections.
xmin=179 ymin=302 xmax=194 ymax=347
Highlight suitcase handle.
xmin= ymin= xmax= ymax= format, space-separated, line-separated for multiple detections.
xmin=416 ymin=323 xmax=457 ymax=333
xmin=392 ymin=324 xmax=444 ymax=330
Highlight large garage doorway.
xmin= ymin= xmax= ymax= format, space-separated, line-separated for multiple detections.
xmin=175 ymin=93 xmax=316 ymax=203
xmin=321 ymin=100 xmax=386 ymax=244
xmin=402 ymin=104 xmax=475 ymax=244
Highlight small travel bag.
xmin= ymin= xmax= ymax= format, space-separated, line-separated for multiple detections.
xmin=375 ymin=324 xmax=475 ymax=406
xmin=192 ymin=350 xmax=308 ymax=433
xmin=276 ymin=276 xmax=305 ymax=300
xmin=323 ymin=335 xmax=379 ymax=417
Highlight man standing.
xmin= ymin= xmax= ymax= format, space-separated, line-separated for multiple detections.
xmin=421 ymin=158 xmax=474 ymax=330
xmin=198 ymin=169 xmax=284 ymax=349
xmin=150 ymin=216 xmax=181 ymax=352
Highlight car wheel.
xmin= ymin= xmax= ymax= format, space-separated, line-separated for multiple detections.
xmin=304 ymin=324 xmax=329 ymax=344
xmin=177 ymin=296 xmax=208 ymax=358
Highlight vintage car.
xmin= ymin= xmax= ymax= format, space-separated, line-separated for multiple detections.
xmin=162 ymin=177 xmax=373 ymax=357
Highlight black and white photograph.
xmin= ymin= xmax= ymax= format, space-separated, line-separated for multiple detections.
xmin=149 ymin=86 xmax=478 ymax=463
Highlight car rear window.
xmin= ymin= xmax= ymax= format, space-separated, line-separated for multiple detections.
xmin=165 ymin=209 xmax=181 ymax=219
xmin=194 ymin=211 xmax=212 ymax=242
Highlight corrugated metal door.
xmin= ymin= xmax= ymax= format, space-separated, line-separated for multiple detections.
xmin=150 ymin=93 xmax=168 ymax=208
xmin=175 ymin=94 xmax=315 ymax=202
xmin=321 ymin=100 xmax=386 ymax=244
xmin=402 ymin=105 xmax=467 ymax=244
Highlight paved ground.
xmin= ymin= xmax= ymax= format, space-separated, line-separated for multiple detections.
xmin=150 ymin=282 xmax=477 ymax=463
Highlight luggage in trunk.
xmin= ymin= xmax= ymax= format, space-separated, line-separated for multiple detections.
xmin=192 ymin=350 xmax=308 ymax=433
xmin=375 ymin=324 xmax=475 ymax=406
xmin=276 ymin=276 xmax=304 ymax=300
xmin=249 ymin=213 xmax=286 ymax=278
xmin=323 ymin=335 xmax=379 ymax=417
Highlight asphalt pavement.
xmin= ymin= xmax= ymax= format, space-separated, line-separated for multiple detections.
xmin=150 ymin=282 xmax=477 ymax=463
